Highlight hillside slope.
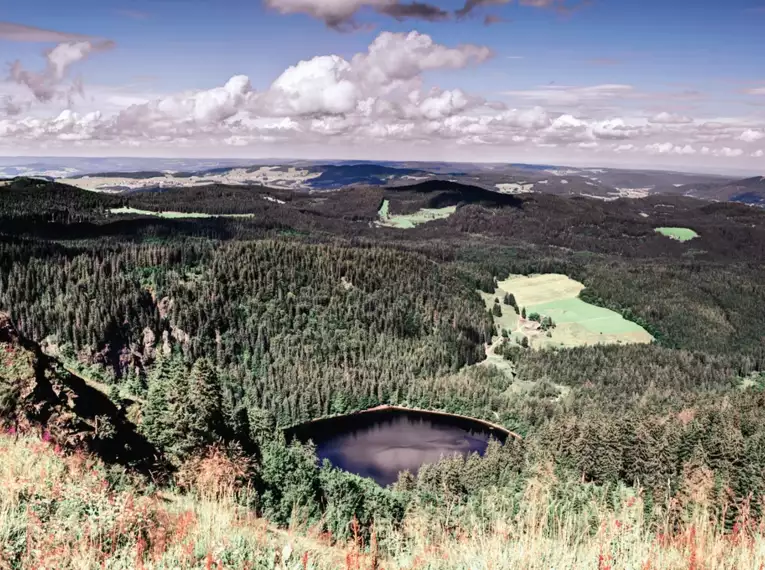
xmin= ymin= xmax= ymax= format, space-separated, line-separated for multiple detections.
xmin=3 ymin=428 xmax=765 ymax=569
xmin=0 ymin=312 xmax=162 ymax=473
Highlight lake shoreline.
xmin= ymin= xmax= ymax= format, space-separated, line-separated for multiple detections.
xmin=285 ymin=404 xmax=522 ymax=440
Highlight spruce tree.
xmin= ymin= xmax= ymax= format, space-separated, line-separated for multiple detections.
xmin=185 ymin=357 xmax=225 ymax=447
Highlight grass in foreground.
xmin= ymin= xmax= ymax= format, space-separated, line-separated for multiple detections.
xmin=655 ymin=227 xmax=699 ymax=242
xmin=3 ymin=431 xmax=765 ymax=569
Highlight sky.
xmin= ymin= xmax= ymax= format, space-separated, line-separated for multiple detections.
xmin=0 ymin=0 xmax=764 ymax=173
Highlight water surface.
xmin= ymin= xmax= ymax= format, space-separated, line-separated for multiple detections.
xmin=287 ymin=408 xmax=507 ymax=486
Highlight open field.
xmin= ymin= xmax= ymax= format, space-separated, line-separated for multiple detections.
xmin=494 ymin=274 xmax=653 ymax=348
xmin=377 ymin=199 xmax=456 ymax=229
xmin=655 ymin=226 xmax=699 ymax=241
xmin=109 ymin=206 xmax=255 ymax=219
xmin=495 ymin=182 xmax=534 ymax=194
xmin=60 ymin=166 xmax=322 ymax=192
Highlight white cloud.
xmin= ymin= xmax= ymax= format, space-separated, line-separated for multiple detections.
xmin=2 ymin=29 xmax=764 ymax=170
xmin=352 ymin=31 xmax=492 ymax=85
xmin=269 ymin=56 xmax=360 ymax=116
xmin=649 ymin=112 xmax=693 ymax=124
xmin=744 ymin=87 xmax=765 ymax=95
xmin=7 ymin=37 xmax=114 ymax=105
xmin=645 ymin=142 xmax=696 ymax=155
xmin=590 ymin=118 xmax=644 ymax=140
xmin=752 ymin=149 xmax=764 ymax=158
xmin=740 ymin=129 xmax=765 ymax=143
xmin=717 ymin=147 xmax=743 ymax=157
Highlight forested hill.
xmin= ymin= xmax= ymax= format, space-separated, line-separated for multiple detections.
xmin=2 ymin=178 xmax=765 ymax=263
xmin=2 ymin=172 xmax=765 ymax=568
xmin=0 ymin=177 xmax=121 ymax=221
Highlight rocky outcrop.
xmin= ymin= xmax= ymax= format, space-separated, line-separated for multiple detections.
xmin=0 ymin=312 xmax=166 ymax=475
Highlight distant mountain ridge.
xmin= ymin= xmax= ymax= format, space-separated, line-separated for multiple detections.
xmin=3 ymin=158 xmax=762 ymax=206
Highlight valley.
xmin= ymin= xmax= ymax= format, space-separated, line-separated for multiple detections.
xmin=2 ymin=170 xmax=765 ymax=569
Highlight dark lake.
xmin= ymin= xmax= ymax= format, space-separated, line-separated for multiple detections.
xmin=286 ymin=408 xmax=508 ymax=486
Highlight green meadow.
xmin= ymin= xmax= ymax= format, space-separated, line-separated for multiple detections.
xmin=377 ymin=199 xmax=456 ymax=229
xmin=655 ymin=227 xmax=699 ymax=242
xmin=109 ymin=207 xmax=254 ymax=219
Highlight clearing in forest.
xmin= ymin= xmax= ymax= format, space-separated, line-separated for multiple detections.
xmin=487 ymin=273 xmax=653 ymax=349
xmin=376 ymin=199 xmax=456 ymax=229
xmin=109 ymin=206 xmax=254 ymax=219
xmin=655 ymin=227 xmax=699 ymax=242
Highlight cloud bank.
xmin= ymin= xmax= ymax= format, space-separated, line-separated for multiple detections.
xmin=264 ymin=0 xmax=570 ymax=28
xmin=0 ymin=30 xmax=763 ymax=171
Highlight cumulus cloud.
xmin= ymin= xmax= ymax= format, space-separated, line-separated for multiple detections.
xmin=259 ymin=31 xmax=491 ymax=119
xmin=112 ymin=75 xmax=254 ymax=137
xmin=649 ymin=112 xmax=693 ymax=124
xmin=717 ymin=147 xmax=744 ymax=157
xmin=740 ymin=129 xmax=765 ymax=143
xmin=268 ymin=56 xmax=360 ymax=116
xmin=590 ymin=118 xmax=644 ymax=140
xmin=645 ymin=142 xmax=696 ymax=155
xmin=752 ymin=150 xmax=764 ymax=158
xmin=2 ymin=29 xmax=763 ymax=170
xmin=352 ymin=31 xmax=492 ymax=84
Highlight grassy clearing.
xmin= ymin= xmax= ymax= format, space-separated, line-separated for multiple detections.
xmin=495 ymin=274 xmax=653 ymax=348
xmin=3 ymin=432 xmax=765 ymax=569
xmin=655 ymin=226 xmax=699 ymax=241
xmin=109 ymin=206 xmax=254 ymax=219
xmin=377 ymin=199 xmax=456 ymax=229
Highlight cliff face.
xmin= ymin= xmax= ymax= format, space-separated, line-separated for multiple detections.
xmin=0 ymin=312 xmax=165 ymax=474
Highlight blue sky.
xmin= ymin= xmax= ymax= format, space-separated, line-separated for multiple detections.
xmin=0 ymin=0 xmax=763 ymax=172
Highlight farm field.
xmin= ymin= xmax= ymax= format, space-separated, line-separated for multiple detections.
xmin=109 ymin=206 xmax=255 ymax=219
xmin=377 ymin=199 xmax=456 ymax=229
xmin=493 ymin=274 xmax=654 ymax=348
xmin=655 ymin=226 xmax=699 ymax=241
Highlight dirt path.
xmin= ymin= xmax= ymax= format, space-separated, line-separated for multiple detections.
xmin=479 ymin=336 xmax=516 ymax=376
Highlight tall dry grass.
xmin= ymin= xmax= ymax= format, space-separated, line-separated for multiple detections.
xmin=2 ymin=431 xmax=764 ymax=569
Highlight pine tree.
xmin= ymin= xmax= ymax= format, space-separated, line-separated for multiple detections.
xmin=140 ymin=357 xmax=174 ymax=449
xmin=185 ymin=357 xmax=225 ymax=447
